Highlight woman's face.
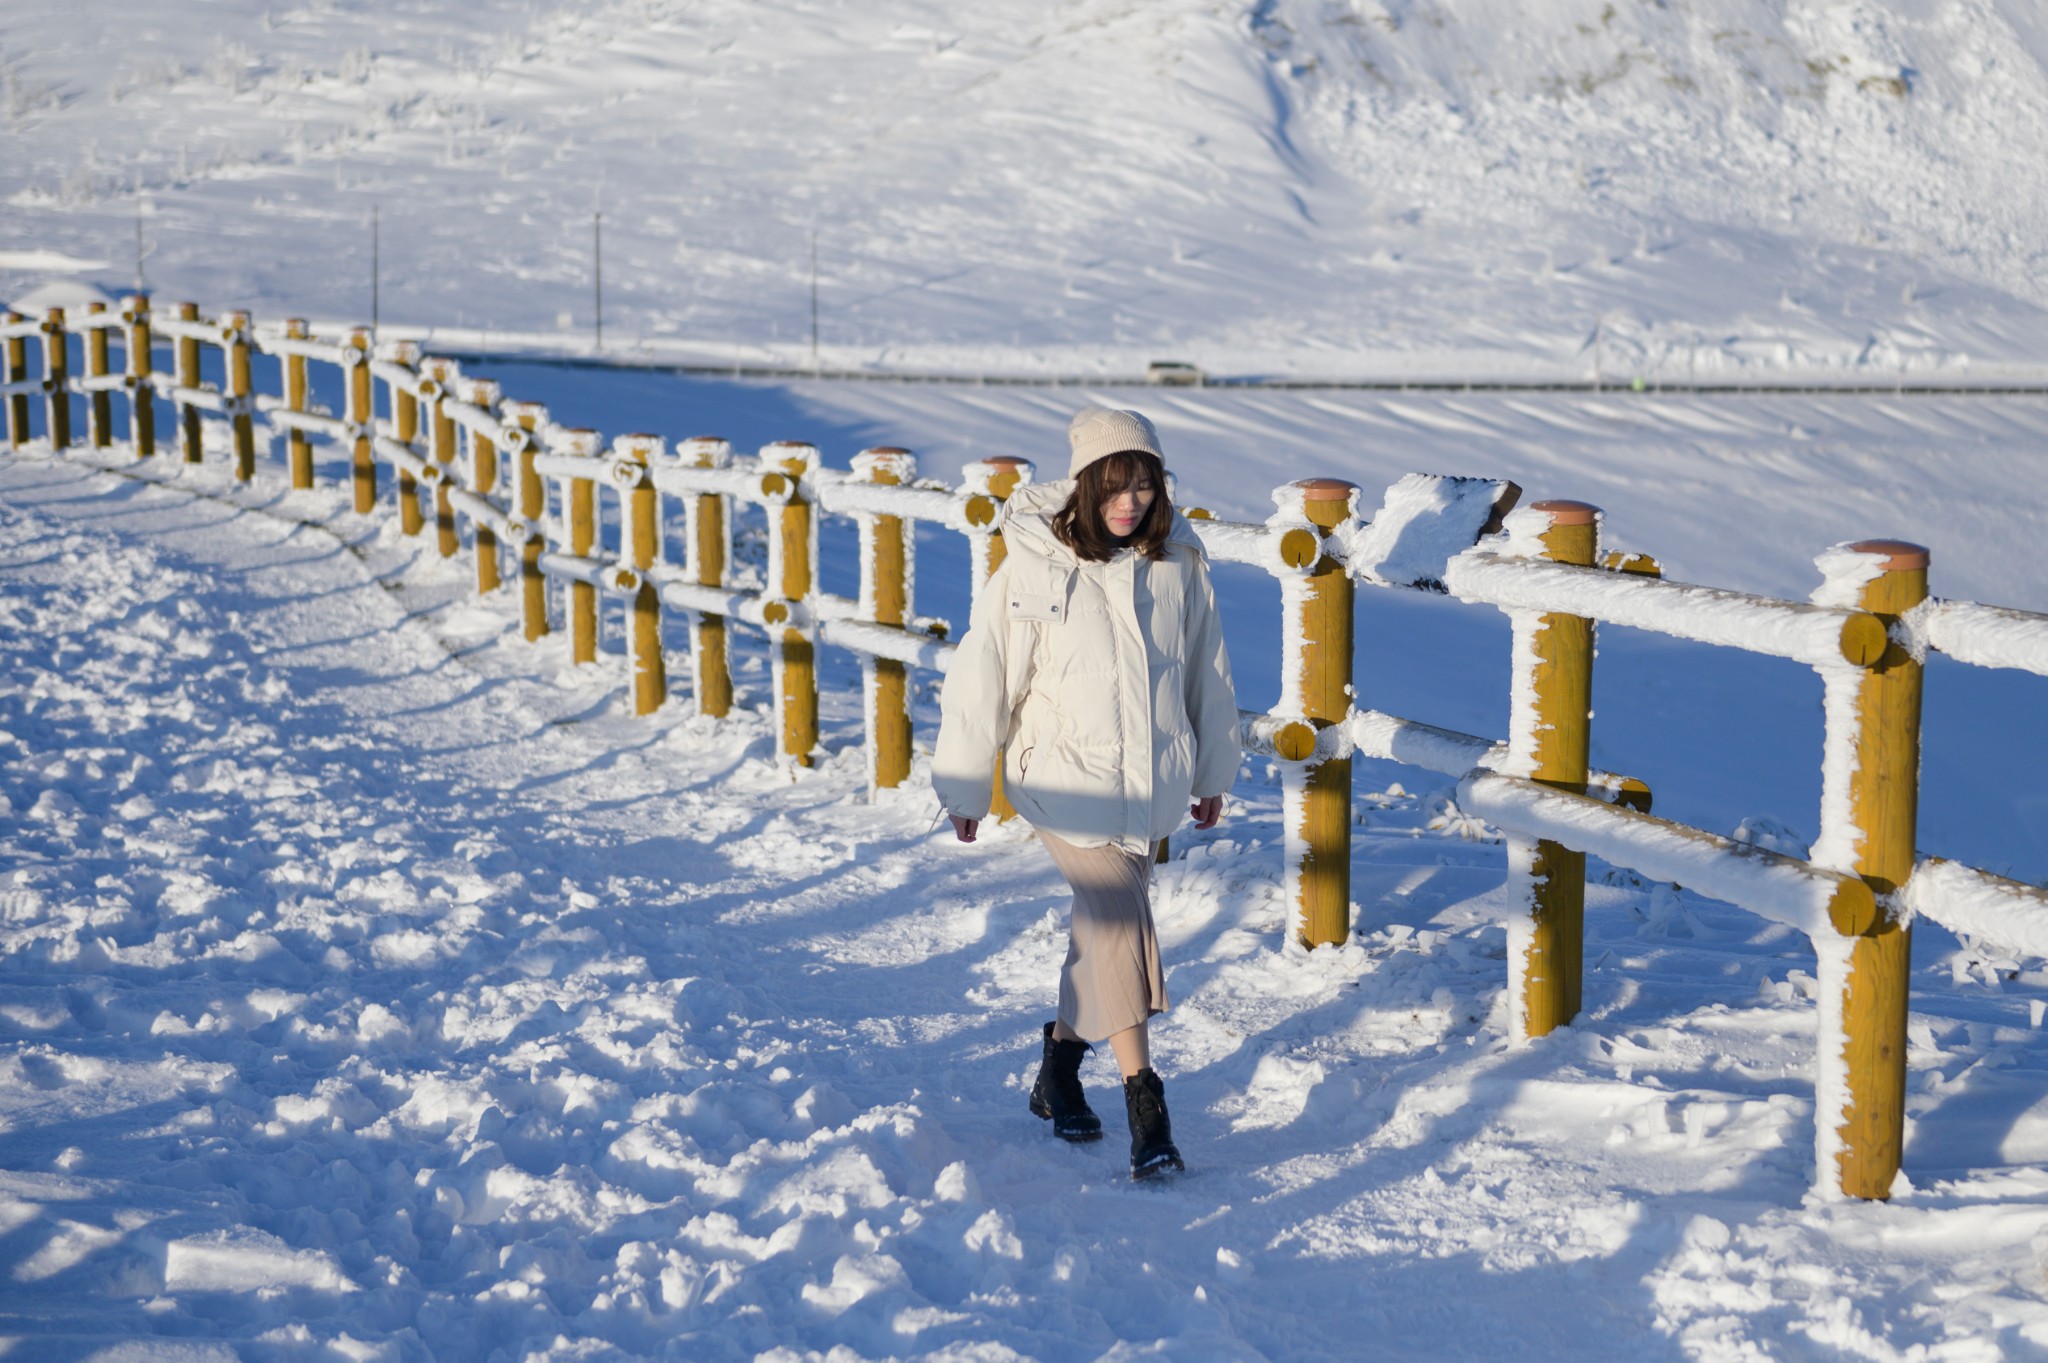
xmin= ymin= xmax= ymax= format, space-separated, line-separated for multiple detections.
xmin=1100 ymin=473 xmax=1156 ymax=541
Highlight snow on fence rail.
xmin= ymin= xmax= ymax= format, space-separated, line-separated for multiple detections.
xmin=6 ymin=297 xmax=2048 ymax=1205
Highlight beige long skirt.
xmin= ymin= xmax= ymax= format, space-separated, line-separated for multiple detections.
xmin=1039 ymin=831 xmax=1168 ymax=1043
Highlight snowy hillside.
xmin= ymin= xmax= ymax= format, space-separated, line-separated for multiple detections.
xmin=7 ymin=0 xmax=2048 ymax=376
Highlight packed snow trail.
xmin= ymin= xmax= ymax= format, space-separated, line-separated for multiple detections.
xmin=0 ymin=448 xmax=2044 ymax=1361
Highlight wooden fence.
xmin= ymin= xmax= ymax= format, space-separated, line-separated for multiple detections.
xmin=5 ymin=297 xmax=2048 ymax=1203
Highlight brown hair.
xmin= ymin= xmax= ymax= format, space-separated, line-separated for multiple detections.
xmin=1051 ymin=450 xmax=1172 ymax=563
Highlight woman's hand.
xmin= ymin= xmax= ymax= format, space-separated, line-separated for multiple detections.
xmin=1190 ymin=795 xmax=1223 ymax=830
xmin=950 ymin=814 xmax=980 ymax=843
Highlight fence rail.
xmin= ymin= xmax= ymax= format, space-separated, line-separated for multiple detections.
xmin=5 ymin=296 xmax=2046 ymax=1205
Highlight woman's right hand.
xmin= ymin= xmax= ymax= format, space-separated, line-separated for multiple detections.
xmin=950 ymin=815 xmax=979 ymax=843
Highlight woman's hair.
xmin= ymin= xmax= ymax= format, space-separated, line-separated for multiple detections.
xmin=1051 ymin=450 xmax=1173 ymax=563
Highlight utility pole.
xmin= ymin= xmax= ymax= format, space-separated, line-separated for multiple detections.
xmin=371 ymin=204 xmax=381 ymax=330
xmin=133 ymin=194 xmax=145 ymax=294
xmin=594 ymin=212 xmax=604 ymax=353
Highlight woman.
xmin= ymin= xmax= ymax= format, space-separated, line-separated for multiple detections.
xmin=933 ymin=407 xmax=1240 ymax=1180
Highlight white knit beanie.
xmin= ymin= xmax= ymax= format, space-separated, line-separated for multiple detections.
xmin=1066 ymin=407 xmax=1164 ymax=479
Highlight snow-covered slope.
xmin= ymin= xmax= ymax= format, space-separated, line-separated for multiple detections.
xmin=0 ymin=442 xmax=2042 ymax=1361
xmin=8 ymin=0 xmax=2048 ymax=376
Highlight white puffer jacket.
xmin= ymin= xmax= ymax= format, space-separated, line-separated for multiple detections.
xmin=932 ymin=481 xmax=1241 ymax=854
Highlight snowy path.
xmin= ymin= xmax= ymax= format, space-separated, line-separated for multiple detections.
xmin=0 ymin=450 xmax=2045 ymax=1361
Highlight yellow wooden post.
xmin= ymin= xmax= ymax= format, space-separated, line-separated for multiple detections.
xmin=42 ymin=309 xmax=71 ymax=451
xmin=283 ymin=319 xmax=313 ymax=487
xmin=346 ymin=329 xmax=375 ymax=512
xmin=223 ymin=310 xmax=256 ymax=481
xmin=617 ymin=432 xmax=668 ymax=715
xmin=1827 ymin=540 xmax=1927 ymax=1201
xmin=2 ymin=312 xmax=27 ymax=449
xmin=503 ymin=400 xmax=550 ymax=641
xmin=855 ymin=445 xmax=916 ymax=790
xmin=968 ymin=456 xmax=1032 ymax=821
xmin=680 ymin=436 xmax=733 ymax=718
xmin=467 ymin=378 xmax=504 ymax=593
xmin=122 ymin=296 xmax=155 ymax=458
xmin=766 ymin=440 xmax=819 ymax=766
xmin=1289 ymin=478 xmax=1359 ymax=948
xmin=1507 ymin=500 xmax=1599 ymax=1036
xmin=175 ymin=302 xmax=203 ymax=463
xmin=385 ymin=344 xmax=426 ymax=533
xmin=563 ymin=427 xmax=602 ymax=665
xmin=85 ymin=303 xmax=114 ymax=449
xmin=978 ymin=457 xmax=1029 ymax=575
xmin=425 ymin=358 xmax=461 ymax=558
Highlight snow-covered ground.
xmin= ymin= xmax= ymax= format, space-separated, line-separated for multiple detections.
xmin=6 ymin=0 xmax=2048 ymax=1358
xmin=0 ymin=374 xmax=2044 ymax=1359
xmin=9 ymin=1 xmax=2048 ymax=379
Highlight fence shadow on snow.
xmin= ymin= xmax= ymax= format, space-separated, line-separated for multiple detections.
xmin=6 ymin=296 xmax=2048 ymax=1204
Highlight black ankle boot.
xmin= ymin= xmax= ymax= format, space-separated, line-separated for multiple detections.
xmin=1123 ymin=1068 xmax=1184 ymax=1179
xmin=1027 ymin=1022 xmax=1103 ymax=1142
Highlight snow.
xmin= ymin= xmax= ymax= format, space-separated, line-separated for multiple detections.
xmin=15 ymin=1 xmax=2048 ymax=386
xmin=1809 ymin=592 xmax=1880 ymax=882
xmin=1811 ymin=929 xmax=1860 ymax=1204
xmin=2 ymin=423 xmax=2039 ymax=1357
xmin=1445 ymin=551 xmax=1879 ymax=672
xmin=1905 ymin=859 xmax=2048 ymax=965
xmin=5 ymin=0 xmax=2048 ymax=1357
xmin=1910 ymin=598 xmax=2048 ymax=679
xmin=1458 ymin=773 xmax=1861 ymax=944
xmin=8 ymin=279 xmax=115 ymax=314
xmin=1335 ymin=473 xmax=1517 ymax=591
xmin=1811 ymin=541 xmax=1894 ymax=613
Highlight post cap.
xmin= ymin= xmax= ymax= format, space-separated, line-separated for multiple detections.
xmin=981 ymin=456 xmax=1029 ymax=468
xmin=679 ymin=435 xmax=731 ymax=467
xmin=854 ymin=445 xmax=917 ymax=482
xmin=614 ymin=432 xmax=665 ymax=462
xmin=762 ymin=440 xmax=819 ymax=474
xmin=1845 ymin=539 xmax=1929 ymax=571
xmin=1529 ymin=499 xmax=1601 ymax=525
xmin=1292 ymin=478 xmax=1358 ymax=502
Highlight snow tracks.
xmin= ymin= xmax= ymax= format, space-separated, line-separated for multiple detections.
xmin=0 ymin=452 xmax=2044 ymax=1360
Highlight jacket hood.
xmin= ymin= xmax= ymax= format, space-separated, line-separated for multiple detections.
xmin=998 ymin=479 xmax=1207 ymax=567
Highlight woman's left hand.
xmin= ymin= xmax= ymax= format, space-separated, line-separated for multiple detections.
xmin=1190 ymin=794 xmax=1223 ymax=829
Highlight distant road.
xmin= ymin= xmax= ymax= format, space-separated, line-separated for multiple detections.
xmin=430 ymin=347 xmax=2048 ymax=397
